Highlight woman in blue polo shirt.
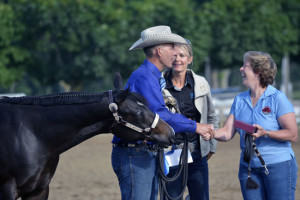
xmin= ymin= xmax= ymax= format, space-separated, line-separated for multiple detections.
xmin=214 ymin=51 xmax=298 ymax=200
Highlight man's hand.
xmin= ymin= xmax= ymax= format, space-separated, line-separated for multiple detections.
xmin=196 ymin=123 xmax=214 ymax=141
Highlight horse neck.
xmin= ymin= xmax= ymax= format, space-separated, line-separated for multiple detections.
xmin=40 ymin=92 xmax=115 ymax=154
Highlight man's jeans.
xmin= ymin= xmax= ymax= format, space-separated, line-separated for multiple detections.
xmin=164 ymin=149 xmax=209 ymax=200
xmin=239 ymin=156 xmax=298 ymax=200
xmin=111 ymin=146 xmax=158 ymax=200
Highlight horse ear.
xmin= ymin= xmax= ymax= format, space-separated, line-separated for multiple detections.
xmin=113 ymin=70 xmax=123 ymax=90
xmin=114 ymin=87 xmax=129 ymax=103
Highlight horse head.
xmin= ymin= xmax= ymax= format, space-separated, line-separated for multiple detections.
xmin=109 ymin=71 xmax=174 ymax=147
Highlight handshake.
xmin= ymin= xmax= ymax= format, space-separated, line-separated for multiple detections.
xmin=196 ymin=123 xmax=215 ymax=141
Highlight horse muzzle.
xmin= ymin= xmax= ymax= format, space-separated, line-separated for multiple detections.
xmin=151 ymin=117 xmax=175 ymax=147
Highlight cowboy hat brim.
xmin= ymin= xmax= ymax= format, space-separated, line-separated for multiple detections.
xmin=129 ymin=33 xmax=188 ymax=51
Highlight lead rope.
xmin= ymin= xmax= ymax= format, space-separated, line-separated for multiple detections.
xmin=158 ymin=134 xmax=189 ymax=200
xmin=244 ymin=133 xmax=269 ymax=189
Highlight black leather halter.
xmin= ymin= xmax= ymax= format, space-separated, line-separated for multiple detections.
xmin=108 ymin=90 xmax=160 ymax=141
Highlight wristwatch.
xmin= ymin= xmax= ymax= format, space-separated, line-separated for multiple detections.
xmin=265 ymin=130 xmax=270 ymax=138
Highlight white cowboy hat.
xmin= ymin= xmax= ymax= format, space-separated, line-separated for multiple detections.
xmin=129 ymin=25 xmax=188 ymax=51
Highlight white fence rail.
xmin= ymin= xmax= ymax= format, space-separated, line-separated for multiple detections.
xmin=0 ymin=93 xmax=25 ymax=97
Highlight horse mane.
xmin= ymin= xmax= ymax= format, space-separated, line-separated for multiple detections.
xmin=0 ymin=90 xmax=150 ymax=107
xmin=0 ymin=92 xmax=106 ymax=106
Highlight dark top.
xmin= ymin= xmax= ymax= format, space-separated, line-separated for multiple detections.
xmin=164 ymin=70 xmax=201 ymax=143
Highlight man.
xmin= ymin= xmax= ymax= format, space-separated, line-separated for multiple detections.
xmin=111 ymin=25 xmax=212 ymax=200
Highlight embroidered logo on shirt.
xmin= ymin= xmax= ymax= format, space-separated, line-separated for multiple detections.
xmin=190 ymin=92 xmax=195 ymax=99
xmin=262 ymin=106 xmax=271 ymax=115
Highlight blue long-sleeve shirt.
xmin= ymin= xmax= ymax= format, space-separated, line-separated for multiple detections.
xmin=112 ymin=59 xmax=196 ymax=143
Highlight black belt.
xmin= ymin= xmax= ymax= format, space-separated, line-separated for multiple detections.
xmin=112 ymin=143 xmax=159 ymax=151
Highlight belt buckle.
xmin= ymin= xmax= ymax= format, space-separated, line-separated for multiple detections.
xmin=128 ymin=143 xmax=136 ymax=148
xmin=172 ymin=142 xmax=195 ymax=153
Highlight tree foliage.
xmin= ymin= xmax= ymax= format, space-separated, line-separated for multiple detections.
xmin=198 ymin=0 xmax=299 ymax=69
xmin=0 ymin=0 xmax=299 ymax=94
xmin=0 ymin=3 xmax=28 ymax=88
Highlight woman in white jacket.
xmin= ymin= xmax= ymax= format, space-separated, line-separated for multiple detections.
xmin=162 ymin=40 xmax=218 ymax=200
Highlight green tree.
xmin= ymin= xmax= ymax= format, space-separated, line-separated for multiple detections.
xmin=123 ymin=0 xmax=211 ymax=73
xmin=8 ymin=0 xmax=210 ymax=93
xmin=199 ymin=0 xmax=299 ymax=69
xmin=12 ymin=0 xmax=114 ymax=91
xmin=1 ymin=0 xmax=299 ymax=94
xmin=0 ymin=3 xmax=28 ymax=88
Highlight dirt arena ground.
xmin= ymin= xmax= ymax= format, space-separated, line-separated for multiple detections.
xmin=49 ymin=134 xmax=300 ymax=200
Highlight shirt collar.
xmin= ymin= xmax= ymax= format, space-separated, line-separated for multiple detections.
xmin=262 ymin=85 xmax=277 ymax=97
xmin=143 ymin=59 xmax=161 ymax=80
xmin=164 ymin=70 xmax=192 ymax=90
xmin=240 ymin=85 xmax=277 ymax=100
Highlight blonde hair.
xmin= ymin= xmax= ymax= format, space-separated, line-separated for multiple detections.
xmin=243 ymin=51 xmax=277 ymax=88
xmin=175 ymin=43 xmax=193 ymax=58
xmin=175 ymin=40 xmax=193 ymax=68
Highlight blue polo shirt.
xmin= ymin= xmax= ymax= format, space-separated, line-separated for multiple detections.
xmin=230 ymin=85 xmax=295 ymax=167
xmin=112 ymin=59 xmax=197 ymax=143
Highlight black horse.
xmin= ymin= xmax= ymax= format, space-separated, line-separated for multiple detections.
xmin=0 ymin=72 xmax=174 ymax=200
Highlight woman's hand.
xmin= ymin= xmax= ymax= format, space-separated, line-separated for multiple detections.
xmin=252 ymin=124 xmax=267 ymax=139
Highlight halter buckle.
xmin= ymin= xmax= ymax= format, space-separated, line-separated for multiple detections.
xmin=109 ymin=103 xmax=118 ymax=112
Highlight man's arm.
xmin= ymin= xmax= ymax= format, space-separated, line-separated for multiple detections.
xmin=130 ymin=75 xmax=198 ymax=134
